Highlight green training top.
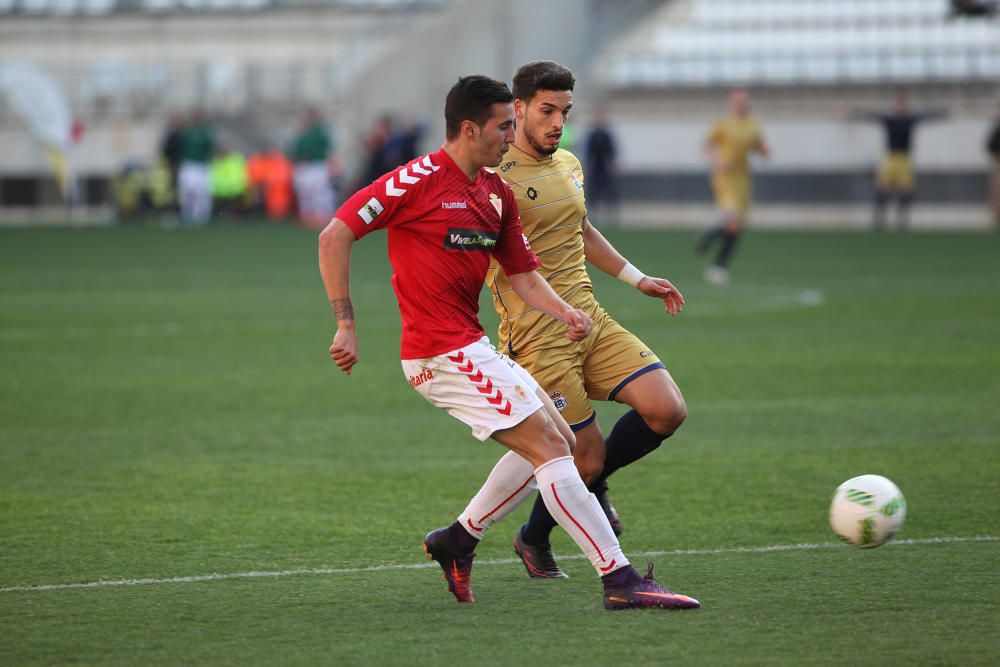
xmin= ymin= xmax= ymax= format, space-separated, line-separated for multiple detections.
xmin=180 ymin=123 xmax=215 ymax=164
xmin=288 ymin=123 xmax=331 ymax=163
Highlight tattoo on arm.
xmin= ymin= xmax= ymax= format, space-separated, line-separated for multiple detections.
xmin=331 ymin=299 xmax=354 ymax=320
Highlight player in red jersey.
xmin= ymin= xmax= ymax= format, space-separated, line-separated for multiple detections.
xmin=318 ymin=75 xmax=699 ymax=610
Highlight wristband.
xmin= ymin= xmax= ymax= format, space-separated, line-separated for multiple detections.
xmin=616 ymin=262 xmax=645 ymax=288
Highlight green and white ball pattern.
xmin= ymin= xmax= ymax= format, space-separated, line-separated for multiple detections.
xmin=830 ymin=474 xmax=906 ymax=548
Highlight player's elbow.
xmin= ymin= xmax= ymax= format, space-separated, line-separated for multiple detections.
xmin=508 ymin=271 xmax=536 ymax=300
xmin=319 ymin=219 xmax=353 ymax=253
xmin=318 ymin=221 xmax=338 ymax=249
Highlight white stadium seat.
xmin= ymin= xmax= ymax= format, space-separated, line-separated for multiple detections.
xmin=604 ymin=0 xmax=1000 ymax=87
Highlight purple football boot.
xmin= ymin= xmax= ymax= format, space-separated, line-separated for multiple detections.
xmin=423 ymin=527 xmax=475 ymax=603
xmin=603 ymin=563 xmax=701 ymax=610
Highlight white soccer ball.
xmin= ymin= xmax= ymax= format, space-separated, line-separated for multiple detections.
xmin=829 ymin=474 xmax=906 ymax=548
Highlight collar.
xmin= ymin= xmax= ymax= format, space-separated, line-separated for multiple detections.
xmin=435 ymin=147 xmax=485 ymax=184
xmin=509 ymin=143 xmax=555 ymax=164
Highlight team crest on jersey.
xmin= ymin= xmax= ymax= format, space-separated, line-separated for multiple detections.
xmin=549 ymin=390 xmax=567 ymax=412
xmin=489 ymin=192 xmax=502 ymax=217
xmin=514 ymin=385 xmax=528 ymax=400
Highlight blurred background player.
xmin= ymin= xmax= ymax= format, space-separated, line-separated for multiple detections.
xmin=488 ymin=61 xmax=689 ymax=580
xmin=358 ymin=114 xmax=395 ymax=190
xmin=850 ymin=90 xmax=947 ymax=231
xmin=987 ymin=107 xmax=1000 ymax=229
xmin=177 ymin=110 xmax=215 ymax=225
xmin=697 ymin=88 xmax=769 ymax=286
xmin=582 ymin=108 xmax=621 ymax=227
xmin=319 ymin=74 xmax=698 ymax=611
xmin=159 ymin=112 xmax=185 ymax=210
xmin=289 ymin=107 xmax=338 ymax=228
xmin=210 ymin=143 xmax=249 ymax=219
xmin=247 ymin=143 xmax=294 ymax=222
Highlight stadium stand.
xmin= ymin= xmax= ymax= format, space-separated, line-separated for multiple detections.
xmin=0 ymin=0 xmax=455 ymax=218
xmin=598 ymin=0 xmax=1000 ymax=87
xmin=0 ymin=0 xmax=996 ymax=227
xmin=0 ymin=0 xmax=446 ymax=13
xmin=583 ymin=0 xmax=998 ymax=228
xmin=0 ymin=1 xmax=450 ymax=127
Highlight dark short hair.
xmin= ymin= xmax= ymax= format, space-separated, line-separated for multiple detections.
xmin=444 ymin=75 xmax=514 ymax=141
xmin=511 ymin=61 xmax=576 ymax=102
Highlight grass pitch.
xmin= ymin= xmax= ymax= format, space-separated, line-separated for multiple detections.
xmin=1 ymin=223 xmax=998 ymax=665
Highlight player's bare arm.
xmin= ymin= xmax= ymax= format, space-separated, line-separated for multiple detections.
xmin=318 ymin=218 xmax=360 ymax=375
xmin=507 ymin=269 xmax=592 ymax=340
xmin=581 ymin=217 xmax=685 ymax=316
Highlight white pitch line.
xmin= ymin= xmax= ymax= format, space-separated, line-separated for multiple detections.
xmin=2 ymin=535 xmax=995 ymax=595
xmin=685 ymin=288 xmax=825 ymax=318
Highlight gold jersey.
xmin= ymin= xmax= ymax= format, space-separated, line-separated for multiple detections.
xmin=487 ymin=145 xmax=596 ymax=355
xmin=707 ymin=115 xmax=764 ymax=174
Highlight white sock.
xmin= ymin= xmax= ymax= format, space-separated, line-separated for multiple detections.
xmin=534 ymin=456 xmax=629 ymax=576
xmin=458 ymin=451 xmax=537 ymax=539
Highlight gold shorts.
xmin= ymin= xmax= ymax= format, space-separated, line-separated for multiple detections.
xmin=511 ymin=309 xmax=665 ymax=430
xmin=711 ymin=171 xmax=752 ymax=214
xmin=877 ymin=153 xmax=914 ymax=192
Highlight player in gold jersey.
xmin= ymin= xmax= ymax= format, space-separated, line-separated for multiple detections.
xmin=698 ymin=88 xmax=769 ymax=285
xmin=488 ymin=61 xmax=688 ymax=579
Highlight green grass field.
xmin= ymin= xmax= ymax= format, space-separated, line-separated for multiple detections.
xmin=1 ymin=223 xmax=998 ymax=665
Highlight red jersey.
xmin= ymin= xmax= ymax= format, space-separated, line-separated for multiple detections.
xmin=337 ymin=148 xmax=540 ymax=359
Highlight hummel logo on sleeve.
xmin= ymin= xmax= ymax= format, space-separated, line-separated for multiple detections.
xmin=358 ymin=197 xmax=384 ymax=225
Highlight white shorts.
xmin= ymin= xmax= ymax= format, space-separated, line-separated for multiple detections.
xmin=293 ymin=162 xmax=335 ymax=218
xmin=401 ymin=336 xmax=543 ymax=441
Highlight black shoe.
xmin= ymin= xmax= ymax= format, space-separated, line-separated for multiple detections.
xmin=513 ymin=527 xmax=568 ymax=579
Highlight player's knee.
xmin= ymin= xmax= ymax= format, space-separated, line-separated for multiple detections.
xmin=643 ymin=395 xmax=688 ymax=437
xmin=576 ymin=457 xmax=604 ymax=486
xmin=540 ymin=424 xmax=572 ymax=460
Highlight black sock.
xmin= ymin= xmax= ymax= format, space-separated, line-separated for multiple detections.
xmin=595 ymin=409 xmax=669 ymax=488
xmin=521 ymin=473 xmax=615 ymax=546
xmin=713 ymin=230 xmax=740 ymax=269
xmin=521 ymin=494 xmax=559 ymax=546
xmin=697 ymin=224 xmax=724 ymax=253
xmin=522 ymin=410 xmax=671 ymax=546
xmin=447 ymin=520 xmax=479 ymax=555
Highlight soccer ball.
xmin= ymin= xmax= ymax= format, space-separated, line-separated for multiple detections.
xmin=829 ymin=475 xmax=906 ymax=548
